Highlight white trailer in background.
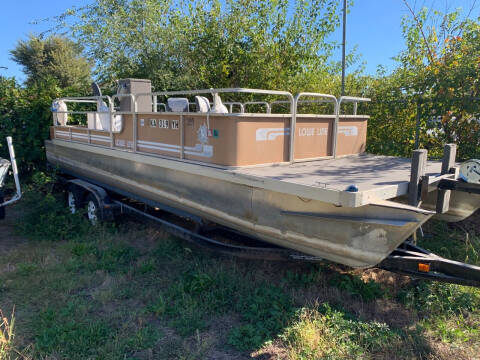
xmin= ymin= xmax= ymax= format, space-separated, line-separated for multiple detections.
xmin=0 ymin=137 xmax=22 ymax=219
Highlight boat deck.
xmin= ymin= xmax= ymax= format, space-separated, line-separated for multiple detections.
xmin=47 ymin=139 xmax=444 ymax=208
xmin=232 ymin=153 xmax=443 ymax=200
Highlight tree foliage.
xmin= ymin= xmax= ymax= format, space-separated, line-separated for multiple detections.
xmin=363 ymin=3 xmax=480 ymax=160
xmin=58 ymin=0 xmax=357 ymax=93
xmin=10 ymin=35 xmax=92 ymax=90
xmin=0 ymin=77 xmax=67 ymax=171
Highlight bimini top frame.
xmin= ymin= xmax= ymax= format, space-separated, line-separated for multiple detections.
xmin=53 ymin=87 xmax=370 ymax=162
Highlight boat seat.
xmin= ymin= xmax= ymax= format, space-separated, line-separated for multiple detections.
xmin=167 ymin=98 xmax=189 ymax=112
xmin=51 ymin=100 xmax=68 ymax=126
xmin=87 ymin=101 xmax=123 ymax=132
xmin=195 ymin=96 xmax=211 ymax=113
xmin=210 ymin=93 xmax=228 ymax=113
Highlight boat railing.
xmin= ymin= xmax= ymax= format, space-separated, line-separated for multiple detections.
xmin=224 ymin=102 xmax=245 ymax=113
xmin=243 ymin=101 xmax=271 ymax=113
xmin=333 ymin=96 xmax=371 ymax=158
xmin=293 ymin=93 xmax=337 ymax=161
xmin=139 ymin=88 xmax=293 ymax=111
xmin=155 ymin=102 xmax=167 ymax=112
xmin=52 ymin=89 xmax=370 ymax=162
xmin=271 ymin=99 xmax=334 ymax=111
xmin=156 ymin=101 xmax=244 ymax=113
xmin=135 ymin=88 xmax=295 ymax=158
xmin=52 ymin=94 xmax=137 ymax=148
xmin=52 ymin=95 xmax=112 ymax=145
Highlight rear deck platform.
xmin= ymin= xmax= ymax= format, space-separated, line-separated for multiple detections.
xmin=232 ymin=153 xmax=443 ymax=204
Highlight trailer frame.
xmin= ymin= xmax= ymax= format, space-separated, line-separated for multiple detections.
xmin=60 ymin=174 xmax=480 ymax=288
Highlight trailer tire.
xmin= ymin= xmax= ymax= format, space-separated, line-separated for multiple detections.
xmin=66 ymin=189 xmax=80 ymax=214
xmin=85 ymin=193 xmax=99 ymax=225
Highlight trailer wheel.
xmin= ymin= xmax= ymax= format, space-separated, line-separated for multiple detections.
xmin=67 ymin=190 xmax=79 ymax=214
xmin=85 ymin=193 xmax=99 ymax=225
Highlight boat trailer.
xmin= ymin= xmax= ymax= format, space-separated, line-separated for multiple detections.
xmin=60 ymin=164 xmax=480 ymax=288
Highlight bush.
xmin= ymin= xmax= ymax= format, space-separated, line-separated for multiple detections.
xmin=0 ymin=76 xmax=89 ymax=174
xmin=16 ymin=171 xmax=93 ymax=241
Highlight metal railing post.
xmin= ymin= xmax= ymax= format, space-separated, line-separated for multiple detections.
xmin=132 ymin=94 xmax=137 ymax=153
xmin=334 ymin=96 xmax=371 ymax=158
xmin=332 ymin=100 xmax=340 ymax=158
xmin=180 ymin=115 xmax=184 ymax=159
xmin=107 ymin=95 xmax=114 ymax=148
xmin=289 ymin=94 xmax=296 ymax=162
xmin=294 ymin=93 xmax=338 ymax=160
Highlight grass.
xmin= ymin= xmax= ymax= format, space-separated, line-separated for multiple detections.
xmin=0 ymin=182 xmax=480 ymax=359
xmin=0 ymin=308 xmax=15 ymax=359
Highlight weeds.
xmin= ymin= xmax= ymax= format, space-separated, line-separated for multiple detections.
xmin=228 ymin=285 xmax=294 ymax=350
xmin=0 ymin=308 xmax=15 ymax=360
xmin=16 ymin=173 xmax=94 ymax=242
xmin=329 ymin=273 xmax=384 ymax=301
xmin=279 ymin=305 xmax=406 ymax=360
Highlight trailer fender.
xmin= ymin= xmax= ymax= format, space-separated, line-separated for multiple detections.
xmin=66 ymin=179 xmax=116 ymax=221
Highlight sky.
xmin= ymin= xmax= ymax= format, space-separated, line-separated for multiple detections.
xmin=0 ymin=0 xmax=477 ymax=82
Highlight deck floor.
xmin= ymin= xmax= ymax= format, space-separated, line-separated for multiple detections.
xmin=232 ymin=154 xmax=443 ymax=192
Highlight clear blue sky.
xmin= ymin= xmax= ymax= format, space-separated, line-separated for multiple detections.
xmin=0 ymin=1 xmax=477 ymax=82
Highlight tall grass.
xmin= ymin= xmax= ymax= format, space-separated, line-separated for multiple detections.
xmin=0 ymin=308 xmax=15 ymax=360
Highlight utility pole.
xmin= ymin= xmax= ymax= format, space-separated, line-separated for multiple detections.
xmin=341 ymin=0 xmax=347 ymax=96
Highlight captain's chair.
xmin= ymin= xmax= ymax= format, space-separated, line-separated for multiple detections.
xmin=167 ymin=98 xmax=189 ymax=112
xmin=195 ymin=96 xmax=210 ymax=113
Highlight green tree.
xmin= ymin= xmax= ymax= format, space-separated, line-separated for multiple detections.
xmin=10 ymin=35 xmax=92 ymax=90
xmin=0 ymin=76 xmax=65 ymax=171
xmin=57 ymin=0 xmax=357 ymax=94
xmin=363 ymin=2 xmax=480 ymax=160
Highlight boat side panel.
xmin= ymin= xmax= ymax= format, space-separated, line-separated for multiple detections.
xmin=51 ymin=113 xmax=368 ymax=166
xmin=236 ymin=117 xmax=290 ymax=165
xmin=335 ymin=118 xmax=368 ymax=156
xmin=294 ymin=117 xmax=333 ymax=159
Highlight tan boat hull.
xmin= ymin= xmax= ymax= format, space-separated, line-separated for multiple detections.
xmin=46 ymin=140 xmax=433 ymax=268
